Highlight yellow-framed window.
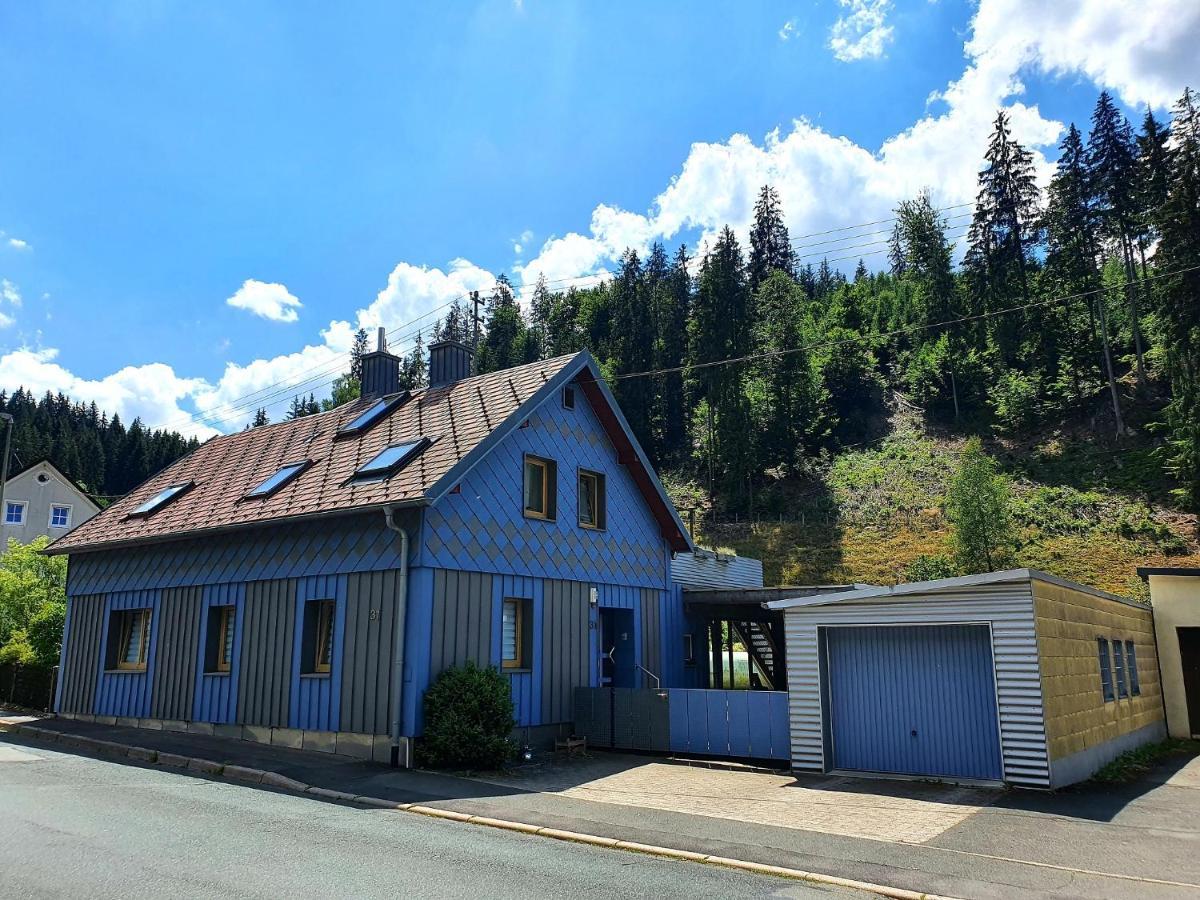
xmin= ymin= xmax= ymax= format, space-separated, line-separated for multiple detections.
xmin=215 ymin=606 xmax=236 ymax=673
xmin=314 ymin=600 xmax=335 ymax=674
xmin=523 ymin=455 xmax=556 ymax=520
xmin=578 ymin=469 xmax=605 ymax=529
xmin=117 ymin=609 xmax=150 ymax=671
xmin=501 ymin=598 xmax=528 ymax=669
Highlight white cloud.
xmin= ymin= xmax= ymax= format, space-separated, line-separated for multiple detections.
xmin=779 ymin=19 xmax=798 ymax=41
xmin=225 ymin=279 xmax=303 ymax=323
xmin=17 ymin=0 xmax=1199 ymax=437
xmin=7 ymin=238 xmax=29 ymax=251
xmin=967 ymin=0 xmax=1200 ymax=109
xmin=1 ymin=279 xmax=20 ymax=307
xmin=512 ymin=229 xmax=534 ymax=256
xmin=0 ymin=313 xmax=13 ymax=330
xmin=829 ymin=0 xmax=894 ymax=63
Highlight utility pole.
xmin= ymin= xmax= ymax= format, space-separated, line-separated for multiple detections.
xmin=0 ymin=413 xmax=12 ymax=550
xmin=470 ymin=290 xmax=483 ymax=375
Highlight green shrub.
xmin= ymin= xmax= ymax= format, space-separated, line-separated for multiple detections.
xmin=903 ymin=554 xmax=957 ymax=582
xmin=421 ymin=662 xmax=516 ymax=770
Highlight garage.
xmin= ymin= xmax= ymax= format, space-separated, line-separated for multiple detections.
xmin=823 ymin=624 xmax=1003 ymax=781
xmin=768 ymin=569 xmax=1167 ymax=789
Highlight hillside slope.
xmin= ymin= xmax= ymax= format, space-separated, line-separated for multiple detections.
xmin=679 ymin=408 xmax=1200 ymax=601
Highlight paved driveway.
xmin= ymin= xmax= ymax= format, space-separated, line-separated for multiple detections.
xmin=474 ymin=756 xmax=997 ymax=843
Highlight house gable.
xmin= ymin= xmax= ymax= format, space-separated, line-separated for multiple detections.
xmin=420 ymin=374 xmax=671 ymax=589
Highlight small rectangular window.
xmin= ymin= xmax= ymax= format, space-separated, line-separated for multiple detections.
xmin=1125 ymin=640 xmax=1140 ymax=696
xmin=563 ymin=386 xmax=575 ymax=409
xmin=49 ymin=504 xmax=71 ymax=528
xmin=523 ymin=455 xmax=557 ymax=520
xmin=502 ymin=597 xmax=531 ymax=670
xmin=1113 ymin=639 xmax=1128 ymax=698
xmin=106 ymin=609 xmax=151 ymax=672
xmin=204 ymin=606 xmax=237 ymax=674
xmin=1097 ymin=637 xmax=1114 ymax=702
xmin=578 ymin=469 xmax=606 ymax=529
xmin=337 ymin=393 xmax=409 ymax=436
xmin=301 ymin=599 xmax=336 ymax=675
xmin=683 ymin=633 xmax=696 ymax=666
xmin=4 ymin=500 xmax=26 ymax=525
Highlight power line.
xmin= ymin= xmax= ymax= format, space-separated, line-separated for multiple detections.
xmin=612 ymin=263 xmax=1200 ymax=381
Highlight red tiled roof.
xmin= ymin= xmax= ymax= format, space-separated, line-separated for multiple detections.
xmin=48 ymin=354 xmax=578 ymax=555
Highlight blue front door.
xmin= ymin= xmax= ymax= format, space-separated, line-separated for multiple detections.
xmin=600 ymin=608 xmax=636 ymax=688
xmin=824 ymin=624 xmax=1003 ymax=781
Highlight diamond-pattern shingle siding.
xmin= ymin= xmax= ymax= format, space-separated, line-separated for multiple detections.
xmin=48 ymin=354 xmax=577 ymax=555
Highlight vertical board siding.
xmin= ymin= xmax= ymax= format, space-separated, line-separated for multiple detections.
xmin=237 ymin=578 xmax=297 ymax=728
xmin=491 ymin=575 xmax=542 ymax=727
xmin=58 ymin=595 xmax=105 ymax=715
xmin=340 ymin=570 xmax=399 ymax=735
xmin=824 ymin=625 xmax=1004 ymax=781
xmin=540 ymin=579 xmax=590 ymax=724
xmin=640 ymin=588 xmax=662 ymax=688
xmin=291 ymin=574 xmax=347 ymax=731
xmin=430 ymin=569 xmax=494 ymax=675
xmin=193 ymin=583 xmax=245 ymax=723
xmin=94 ymin=590 xmax=160 ymax=718
xmin=783 ymin=583 xmax=1051 ymax=788
xmin=150 ymin=586 xmax=203 ymax=721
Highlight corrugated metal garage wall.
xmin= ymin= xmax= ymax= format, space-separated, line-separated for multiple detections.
xmin=783 ymin=581 xmax=1051 ymax=788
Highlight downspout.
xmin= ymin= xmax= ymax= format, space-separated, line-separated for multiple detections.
xmin=383 ymin=505 xmax=411 ymax=768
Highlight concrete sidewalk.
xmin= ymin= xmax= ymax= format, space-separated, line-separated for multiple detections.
xmin=5 ymin=714 xmax=1199 ymax=899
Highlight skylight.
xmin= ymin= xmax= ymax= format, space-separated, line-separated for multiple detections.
xmin=337 ymin=392 xmax=409 ymax=437
xmin=245 ymin=461 xmax=309 ymax=500
xmin=352 ymin=438 xmax=428 ymax=481
xmin=129 ymin=482 xmax=193 ymax=517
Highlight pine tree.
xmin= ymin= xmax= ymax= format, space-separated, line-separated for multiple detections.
xmin=349 ymin=328 xmax=369 ymax=382
xmin=1088 ymin=90 xmax=1148 ymax=386
xmin=655 ymin=245 xmax=691 ymax=465
xmin=251 ymin=408 xmax=269 ymax=427
xmin=476 ymin=275 xmax=535 ymax=374
xmin=748 ymin=185 xmax=794 ymax=292
xmin=1156 ymin=88 xmax=1200 ymax=509
xmin=1043 ymin=123 xmax=1122 ymax=427
xmin=528 ymin=274 xmax=553 ymax=360
xmin=401 ymin=330 xmax=428 ymax=389
xmin=965 ymin=110 xmax=1041 ymax=366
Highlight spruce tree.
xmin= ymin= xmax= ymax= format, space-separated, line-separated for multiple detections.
xmin=748 ymin=185 xmax=794 ymax=292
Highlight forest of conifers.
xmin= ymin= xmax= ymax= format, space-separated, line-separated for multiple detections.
xmin=7 ymin=87 xmax=1200 ymax=520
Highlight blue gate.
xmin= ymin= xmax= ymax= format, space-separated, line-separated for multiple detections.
xmin=573 ymin=688 xmax=790 ymax=762
xmin=823 ymin=624 xmax=1003 ymax=781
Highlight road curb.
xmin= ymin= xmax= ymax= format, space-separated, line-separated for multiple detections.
xmin=6 ymin=722 xmax=954 ymax=900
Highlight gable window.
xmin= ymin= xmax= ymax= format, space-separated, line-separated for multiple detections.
xmin=1113 ymin=639 xmax=1128 ymax=698
xmin=49 ymin=504 xmax=72 ymax=529
xmin=523 ymin=455 xmax=557 ymax=520
xmin=578 ymin=469 xmax=606 ymax=530
xmin=501 ymin=597 xmax=532 ymax=670
xmin=1097 ymin=637 xmax=1114 ymax=702
xmin=245 ymin=461 xmax=310 ymax=500
xmin=204 ymin=606 xmax=237 ymax=674
xmin=301 ymin=599 xmax=336 ymax=675
xmin=4 ymin=500 xmax=26 ymax=526
xmin=563 ymin=386 xmax=576 ymax=410
xmin=1125 ymin=640 xmax=1140 ymax=696
xmin=106 ymin=609 xmax=151 ymax=672
xmin=129 ymin=482 xmax=193 ymax=517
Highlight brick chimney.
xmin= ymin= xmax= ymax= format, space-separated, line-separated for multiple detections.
xmin=428 ymin=340 xmax=473 ymax=388
xmin=359 ymin=327 xmax=401 ymax=400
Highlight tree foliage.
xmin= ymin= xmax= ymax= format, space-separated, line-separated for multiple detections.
xmin=946 ymin=439 xmax=1016 ymax=574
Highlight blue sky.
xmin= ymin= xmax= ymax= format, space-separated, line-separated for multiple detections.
xmin=0 ymin=1 xmax=1196 ymax=436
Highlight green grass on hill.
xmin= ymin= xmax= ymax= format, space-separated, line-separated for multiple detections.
xmin=681 ymin=420 xmax=1199 ymax=600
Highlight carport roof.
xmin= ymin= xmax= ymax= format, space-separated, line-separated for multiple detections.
xmin=764 ymin=568 xmax=1140 ymax=611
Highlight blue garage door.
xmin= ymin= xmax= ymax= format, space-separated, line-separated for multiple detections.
xmin=824 ymin=624 xmax=1003 ymax=781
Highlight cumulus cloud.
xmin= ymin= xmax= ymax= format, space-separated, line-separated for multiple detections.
xmin=19 ymin=0 xmax=1199 ymax=436
xmin=225 ymin=279 xmax=303 ymax=323
xmin=829 ymin=0 xmax=894 ymax=63
xmin=1 ymin=279 xmax=20 ymax=307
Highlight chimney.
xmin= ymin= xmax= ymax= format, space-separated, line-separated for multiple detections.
xmin=428 ymin=340 xmax=474 ymax=388
xmin=360 ymin=327 xmax=401 ymax=400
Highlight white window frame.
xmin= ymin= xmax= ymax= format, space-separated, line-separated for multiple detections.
xmin=4 ymin=500 xmax=27 ymax=526
xmin=49 ymin=503 xmax=72 ymax=529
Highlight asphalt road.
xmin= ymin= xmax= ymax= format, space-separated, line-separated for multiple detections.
xmin=0 ymin=738 xmax=867 ymax=900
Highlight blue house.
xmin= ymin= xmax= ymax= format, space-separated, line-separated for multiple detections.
xmin=48 ymin=336 xmax=701 ymax=764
